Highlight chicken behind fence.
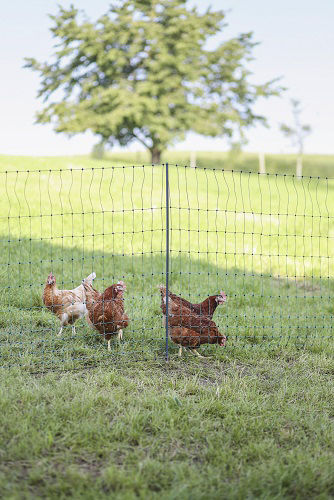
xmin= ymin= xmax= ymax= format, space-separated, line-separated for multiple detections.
xmin=83 ymin=280 xmax=129 ymax=350
xmin=43 ymin=272 xmax=96 ymax=336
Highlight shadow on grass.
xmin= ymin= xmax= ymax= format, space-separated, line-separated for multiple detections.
xmin=0 ymin=237 xmax=332 ymax=371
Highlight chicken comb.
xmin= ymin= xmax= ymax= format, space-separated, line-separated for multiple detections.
xmin=219 ymin=291 xmax=227 ymax=301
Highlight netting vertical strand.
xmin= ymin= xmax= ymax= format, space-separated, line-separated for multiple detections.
xmin=165 ymin=162 xmax=170 ymax=361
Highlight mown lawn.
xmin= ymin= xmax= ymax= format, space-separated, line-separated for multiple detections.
xmin=1 ymin=352 xmax=334 ymax=499
xmin=0 ymin=155 xmax=333 ymax=498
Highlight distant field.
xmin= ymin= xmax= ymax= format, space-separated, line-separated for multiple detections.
xmin=0 ymin=154 xmax=333 ymax=498
xmin=102 ymin=151 xmax=334 ymax=178
xmin=1 ymin=151 xmax=334 ymax=177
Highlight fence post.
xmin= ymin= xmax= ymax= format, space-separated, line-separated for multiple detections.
xmin=190 ymin=151 xmax=196 ymax=168
xmin=259 ymin=151 xmax=266 ymax=174
xmin=165 ymin=162 xmax=170 ymax=361
xmin=296 ymin=155 xmax=303 ymax=179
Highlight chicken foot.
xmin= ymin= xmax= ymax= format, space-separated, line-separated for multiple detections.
xmin=178 ymin=346 xmax=205 ymax=358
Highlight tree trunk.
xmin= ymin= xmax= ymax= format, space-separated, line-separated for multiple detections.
xmin=150 ymin=147 xmax=162 ymax=165
xmin=296 ymin=155 xmax=303 ymax=179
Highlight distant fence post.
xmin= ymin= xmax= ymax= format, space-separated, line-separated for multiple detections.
xmin=296 ymin=156 xmax=303 ymax=179
xmin=259 ymin=152 xmax=266 ymax=174
xmin=190 ymin=151 xmax=196 ymax=168
xmin=165 ymin=162 xmax=170 ymax=361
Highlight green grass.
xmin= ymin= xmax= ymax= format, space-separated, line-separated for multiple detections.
xmin=1 ymin=356 xmax=334 ymax=499
xmin=0 ymin=154 xmax=333 ymax=498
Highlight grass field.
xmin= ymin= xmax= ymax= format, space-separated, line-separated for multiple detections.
xmin=0 ymin=154 xmax=333 ymax=498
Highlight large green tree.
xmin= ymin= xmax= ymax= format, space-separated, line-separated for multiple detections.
xmin=26 ymin=0 xmax=281 ymax=164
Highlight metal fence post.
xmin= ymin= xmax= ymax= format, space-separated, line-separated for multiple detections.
xmin=165 ymin=162 xmax=170 ymax=361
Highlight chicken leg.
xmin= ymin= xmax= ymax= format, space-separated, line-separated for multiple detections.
xmin=177 ymin=346 xmax=204 ymax=358
xmin=188 ymin=348 xmax=204 ymax=358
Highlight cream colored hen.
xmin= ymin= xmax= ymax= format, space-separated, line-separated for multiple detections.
xmin=43 ymin=272 xmax=96 ymax=336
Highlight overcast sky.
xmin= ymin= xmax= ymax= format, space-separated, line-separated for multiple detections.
xmin=0 ymin=0 xmax=333 ymax=155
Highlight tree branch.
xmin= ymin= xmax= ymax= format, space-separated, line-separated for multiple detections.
xmin=132 ymin=131 xmax=150 ymax=150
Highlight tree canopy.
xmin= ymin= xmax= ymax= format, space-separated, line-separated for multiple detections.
xmin=26 ymin=0 xmax=281 ymax=163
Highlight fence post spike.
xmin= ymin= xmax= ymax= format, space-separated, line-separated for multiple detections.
xmin=165 ymin=162 xmax=170 ymax=361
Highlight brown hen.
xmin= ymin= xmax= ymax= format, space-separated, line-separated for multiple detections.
xmin=83 ymin=280 xmax=129 ymax=350
xmin=160 ymin=289 xmax=226 ymax=357
xmin=159 ymin=285 xmax=226 ymax=320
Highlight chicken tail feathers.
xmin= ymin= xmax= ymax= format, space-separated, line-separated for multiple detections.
xmin=82 ymin=281 xmax=94 ymax=308
xmin=83 ymin=272 xmax=96 ymax=285
xmin=163 ymin=295 xmax=173 ymax=306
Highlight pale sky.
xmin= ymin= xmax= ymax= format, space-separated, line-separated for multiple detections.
xmin=0 ymin=0 xmax=333 ymax=156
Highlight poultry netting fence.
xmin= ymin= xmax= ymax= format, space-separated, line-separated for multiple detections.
xmin=0 ymin=163 xmax=333 ymax=371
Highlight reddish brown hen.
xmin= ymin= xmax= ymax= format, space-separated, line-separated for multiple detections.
xmin=81 ymin=278 xmax=118 ymax=328
xmin=159 ymin=285 xmax=226 ymax=320
xmin=83 ymin=280 xmax=129 ymax=350
xmin=169 ymin=326 xmax=225 ymax=357
xmin=160 ymin=289 xmax=226 ymax=357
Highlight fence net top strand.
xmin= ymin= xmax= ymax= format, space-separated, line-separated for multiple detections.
xmin=0 ymin=164 xmax=333 ymax=371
